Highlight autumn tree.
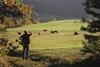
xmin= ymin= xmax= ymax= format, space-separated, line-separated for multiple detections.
xmin=0 ymin=0 xmax=36 ymax=26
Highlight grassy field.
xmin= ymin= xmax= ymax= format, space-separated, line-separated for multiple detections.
xmin=0 ymin=20 xmax=88 ymax=52
xmin=4 ymin=20 xmax=87 ymax=50
xmin=0 ymin=20 xmax=90 ymax=67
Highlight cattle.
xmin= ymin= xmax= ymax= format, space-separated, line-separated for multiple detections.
xmin=74 ymin=31 xmax=78 ymax=35
xmin=50 ymin=30 xmax=59 ymax=34
xmin=43 ymin=29 xmax=47 ymax=32
xmin=50 ymin=31 xmax=55 ymax=34
xmin=38 ymin=33 xmax=40 ymax=35
xmin=54 ymin=30 xmax=59 ymax=33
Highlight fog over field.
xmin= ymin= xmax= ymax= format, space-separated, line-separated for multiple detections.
xmin=24 ymin=0 xmax=86 ymax=21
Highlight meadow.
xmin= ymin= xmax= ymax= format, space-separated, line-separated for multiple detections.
xmin=6 ymin=20 xmax=87 ymax=50
xmin=1 ymin=19 xmax=87 ymax=57
xmin=0 ymin=20 xmax=90 ymax=67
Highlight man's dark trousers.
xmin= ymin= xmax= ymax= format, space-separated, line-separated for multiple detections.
xmin=23 ymin=44 xmax=29 ymax=59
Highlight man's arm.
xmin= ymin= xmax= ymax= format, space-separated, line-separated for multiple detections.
xmin=19 ymin=35 xmax=22 ymax=40
xmin=28 ymin=31 xmax=32 ymax=36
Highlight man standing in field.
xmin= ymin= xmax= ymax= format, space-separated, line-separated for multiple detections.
xmin=19 ymin=30 xmax=32 ymax=60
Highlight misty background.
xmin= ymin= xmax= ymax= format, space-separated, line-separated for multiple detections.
xmin=24 ymin=0 xmax=86 ymax=21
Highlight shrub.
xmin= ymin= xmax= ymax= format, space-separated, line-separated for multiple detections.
xmin=0 ymin=24 xmax=6 ymax=31
xmin=0 ymin=37 xmax=20 ymax=56
xmin=5 ymin=17 xmax=16 ymax=28
xmin=80 ymin=26 xmax=87 ymax=31
xmin=81 ymin=34 xmax=100 ymax=56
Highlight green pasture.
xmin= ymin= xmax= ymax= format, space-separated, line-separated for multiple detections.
xmin=7 ymin=20 xmax=87 ymax=32
xmin=2 ymin=20 xmax=87 ymax=51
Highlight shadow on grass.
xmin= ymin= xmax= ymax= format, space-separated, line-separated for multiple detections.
xmin=8 ymin=50 xmax=23 ymax=57
xmin=30 ymin=53 xmax=100 ymax=67
xmin=8 ymin=50 xmax=100 ymax=67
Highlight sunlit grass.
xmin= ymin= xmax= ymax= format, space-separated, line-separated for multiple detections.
xmin=5 ymin=20 xmax=87 ymax=50
xmin=0 ymin=20 xmax=88 ymax=67
xmin=7 ymin=20 xmax=87 ymax=32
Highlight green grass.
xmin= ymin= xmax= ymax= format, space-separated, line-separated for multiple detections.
xmin=7 ymin=20 xmax=87 ymax=32
xmin=4 ymin=20 xmax=87 ymax=50
xmin=0 ymin=20 xmax=88 ymax=67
